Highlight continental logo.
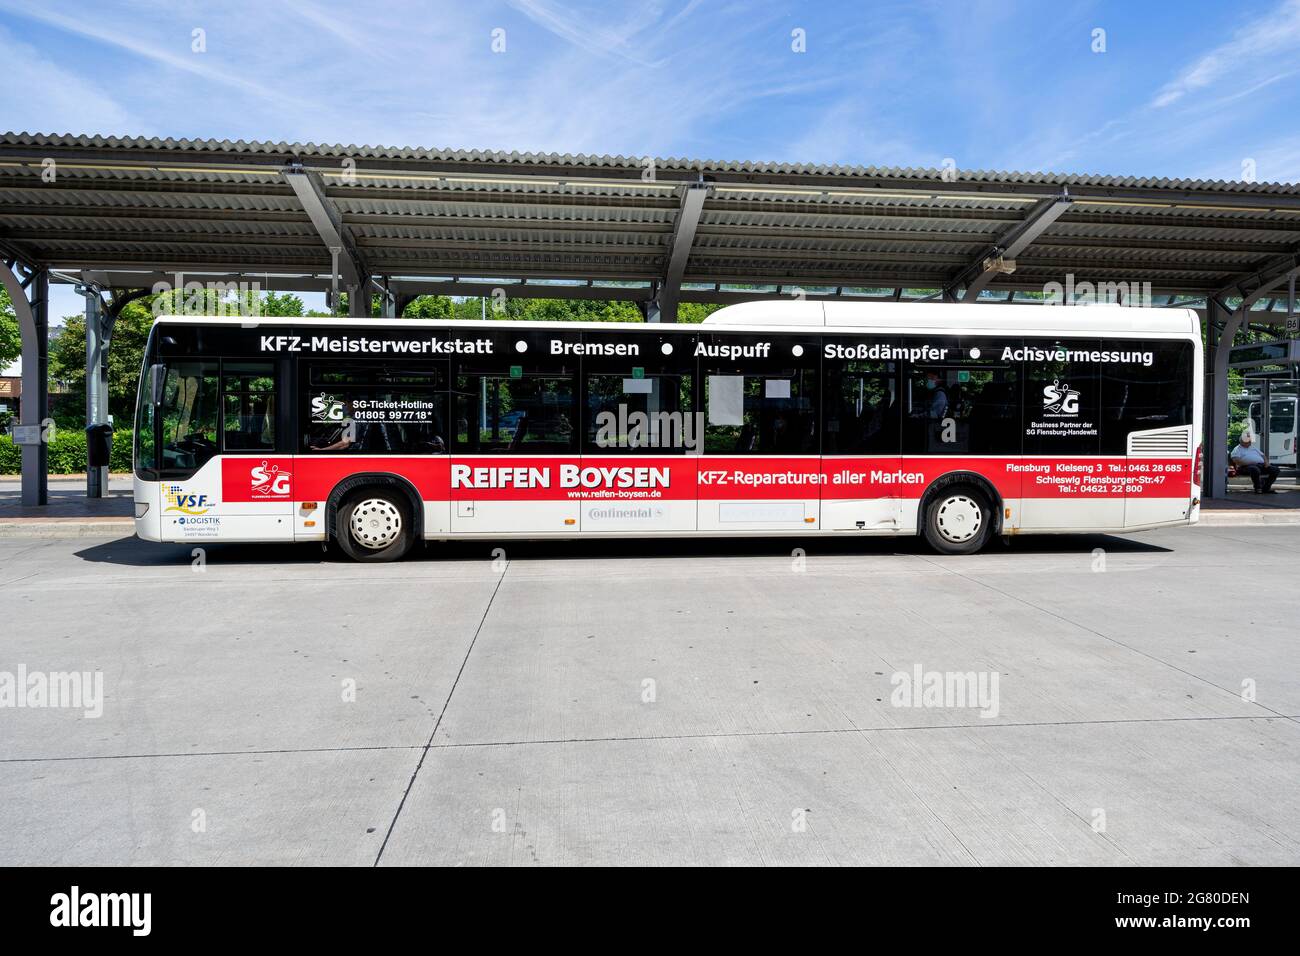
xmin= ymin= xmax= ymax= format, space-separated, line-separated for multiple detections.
xmin=165 ymin=485 xmax=212 ymax=515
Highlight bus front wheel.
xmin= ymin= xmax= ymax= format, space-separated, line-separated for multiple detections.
xmin=922 ymin=485 xmax=993 ymax=555
xmin=335 ymin=490 xmax=415 ymax=562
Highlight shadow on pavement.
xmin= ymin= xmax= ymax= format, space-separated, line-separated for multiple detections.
xmin=72 ymin=531 xmax=1171 ymax=567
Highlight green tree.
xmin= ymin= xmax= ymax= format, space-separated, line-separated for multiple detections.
xmin=0 ymin=287 xmax=20 ymax=370
xmin=261 ymin=291 xmax=307 ymax=316
xmin=49 ymin=297 xmax=155 ymax=425
xmin=402 ymin=295 xmax=455 ymax=319
xmin=676 ymin=302 xmax=722 ymax=324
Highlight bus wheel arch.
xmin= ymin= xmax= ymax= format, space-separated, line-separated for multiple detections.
xmin=918 ymin=471 xmax=1002 ymax=554
xmin=326 ymin=473 xmax=423 ymax=561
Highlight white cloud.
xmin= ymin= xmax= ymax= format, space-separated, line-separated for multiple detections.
xmin=0 ymin=25 xmax=134 ymax=133
xmin=0 ymin=0 xmax=307 ymax=109
xmin=1151 ymin=0 xmax=1300 ymax=108
xmin=505 ymin=0 xmax=670 ymax=67
xmin=0 ymin=0 xmax=918 ymax=165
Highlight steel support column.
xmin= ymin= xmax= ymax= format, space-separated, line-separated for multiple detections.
xmin=378 ymin=279 xmax=397 ymax=318
xmin=1 ymin=259 xmax=48 ymax=506
xmin=1206 ymin=297 xmax=1237 ymax=498
xmin=282 ymin=164 xmax=374 ymax=317
xmin=82 ymin=286 xmax=108 ymax=497
xmin=652 ymin=182 xmax=709 ymax=323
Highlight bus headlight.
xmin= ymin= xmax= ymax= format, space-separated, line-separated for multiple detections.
xmin=134 ymin=501 xmax=150 ymax=518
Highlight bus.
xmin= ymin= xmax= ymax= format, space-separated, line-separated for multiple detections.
xmin=131 ymin=300 xmax=1202 ymax=560
xmin=1248 ymin=394 xmax=1297 ymax=467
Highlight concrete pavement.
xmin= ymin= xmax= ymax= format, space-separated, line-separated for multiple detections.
xmin=0 ymin=476 xmax=134 ymax=537
xmin=0 ymin=526 xmax=1297 ymax=865
xmin=6 ymin=476 xmax=1300 ymax=535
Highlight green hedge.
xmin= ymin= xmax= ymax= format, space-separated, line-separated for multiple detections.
xmin=0 ymin=428 xmax=134 ymax=474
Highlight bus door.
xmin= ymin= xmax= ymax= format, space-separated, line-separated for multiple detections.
xmin=1249 ymin=396 xmax=1297 ymax=466
xmin=158 ymin=360 xmax=294 ymax=542
xmin=579 ymin=332 xmax=698 ymax=534
xmin=296 ymin=360 xmax=452 ymax=541
xmin=903 ymin=352 xmax=1025 ymax=531
xmin=696 ymin=334 xmax=821 ymax=532
xmin=450 ymin=355 xmax=581 ymax=535
xmin=819 ymin=353 xmax=903 ymax=531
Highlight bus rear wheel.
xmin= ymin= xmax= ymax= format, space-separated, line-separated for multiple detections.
xmin=335 ymin=490 xmax=414 ymax=562
xmin=922 ymin=485 xmax=993 ymax=555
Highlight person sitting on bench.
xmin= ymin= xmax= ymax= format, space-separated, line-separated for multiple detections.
xmin=1231 ymin=432 xmax=1280 ymax=493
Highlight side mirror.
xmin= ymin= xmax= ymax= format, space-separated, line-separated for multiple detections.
xmin=149 ymin=364 xmax=166 ymax=405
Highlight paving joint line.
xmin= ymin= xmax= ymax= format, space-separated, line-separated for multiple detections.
xmin=372 ymin=559 xmax=509 ymax=866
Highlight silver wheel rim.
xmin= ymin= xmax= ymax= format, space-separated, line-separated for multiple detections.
xmin=349 ymin=498 xmax=402 ymax=550
xmin=936 ymin=495 xmax=983 ymax=544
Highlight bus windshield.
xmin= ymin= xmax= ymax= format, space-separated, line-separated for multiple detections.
xmin=135 ymin=360 xmax=220 ymax=478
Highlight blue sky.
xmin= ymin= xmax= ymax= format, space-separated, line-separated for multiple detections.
xmin=4 ymin=0 xmax=1300 ymax=325
xmin=3 ymin=0 xmax=1299 ymax=180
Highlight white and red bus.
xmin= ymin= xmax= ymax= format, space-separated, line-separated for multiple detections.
xmin=131 ymin=301 xmax=1202 ymax=560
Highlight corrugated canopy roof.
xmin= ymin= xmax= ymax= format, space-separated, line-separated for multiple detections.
xmin=2 ymin=131 xmax=1299 ymax=313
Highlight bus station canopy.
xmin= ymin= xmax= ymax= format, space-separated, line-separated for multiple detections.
xmin=3 ymin=131 xmax=1300 ymax=507
xmin=2 ymin=131 xmax=1300 ymax=318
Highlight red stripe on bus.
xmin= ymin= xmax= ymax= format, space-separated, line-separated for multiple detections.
xmin=223 ymin=455 xmax=1193 ymax=503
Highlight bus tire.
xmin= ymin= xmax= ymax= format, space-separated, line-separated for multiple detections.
xmin=922 ymin=484 xmax=993 ymax=555
xmin=335 ymin=489 xmax=414 ymax=562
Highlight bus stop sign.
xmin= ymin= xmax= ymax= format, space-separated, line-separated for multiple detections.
xmin=11 ymin=424 xmax=44 ymax=445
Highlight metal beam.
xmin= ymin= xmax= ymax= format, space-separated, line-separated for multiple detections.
xmin=281 ymin=163 xmax=373 ymax=317
xmin=653 ymin=182 xmax=710 ymax=322
xmin=947 ymin=191 xmax=1072 ymax=302
xmin=45 ymin=267 xmax=1241 ymax=306
xmin=9 ymin=143 xmax=1300 ymax=211
xmin=1 ymin=257 xmax=48 ymax=506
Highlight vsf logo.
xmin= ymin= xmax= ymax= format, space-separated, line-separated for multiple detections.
xmin=165 ymin=484 xmax=212 ymax=514
xmin=1043 ymin=380 xmax=1080 ymax=416
xmin=310 ymin=392 xmax=345 ymax=423
xmin=250 ymin=460 xmax=291 ymax=497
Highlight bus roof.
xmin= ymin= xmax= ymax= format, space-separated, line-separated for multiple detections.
xmin=151 ymin=301 xmax=1200 ymax=338
xmin=703 ymin=300 xmax=1201 ymax=335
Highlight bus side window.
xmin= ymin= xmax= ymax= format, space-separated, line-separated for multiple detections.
xmin=822 ymin=360 xmax=898 ymax=455
xmin=454 ymin=367 xmax=578 ymax=454
xmin=703 ymin=370 xmax=817 ymax=454
xmin=222 ymin=362 xmax=275 ymax=451
xmin=1023 ymin=347 xmax=1099 ymax=456
xmin=904 ymin=362 xmax=1019 ymax=455
xmin=584 ymin=370 xmax=693 ymax=453
xmin=1100 ymin=340 xmax=1192 ymax=453
xmin=302 ymin=362 xmax=448 ymax=455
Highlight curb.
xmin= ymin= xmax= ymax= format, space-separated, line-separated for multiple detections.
xmin=1197 ymin=511 xmax=1300 ymax=527
xmin=0 ymin=521 xmax=136 ymax=538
